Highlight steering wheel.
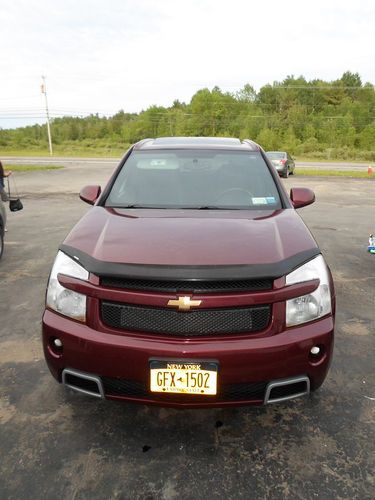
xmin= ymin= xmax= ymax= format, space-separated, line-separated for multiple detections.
xmin=214 ymin=188 xmax=253 ymax=205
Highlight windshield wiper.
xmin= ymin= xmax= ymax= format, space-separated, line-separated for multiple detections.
xmin=118 ymin=204 xmax=167 ymax=209
xmin=116 ymin=205 xmax=242 ymax=210
xmin=194 ymin=206 xmax=242 ymax=210
xmin=195 ymin=206 xmax=222 ymax=210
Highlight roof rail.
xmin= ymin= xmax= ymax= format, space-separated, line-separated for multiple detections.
xmin=242 ymin=139 xmax=261 ymax=150
xmin=133 ymin=138 xmax=155 ymax=150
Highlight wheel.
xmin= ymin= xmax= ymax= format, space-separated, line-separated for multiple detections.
xmin=0 ymin=230 xmax=4 ymax=260
xmin=281 ymin=167 xmax=289 ymax=178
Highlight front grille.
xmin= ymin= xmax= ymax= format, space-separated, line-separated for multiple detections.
xmin=101 ymin=301 xmax=271 ymax=336
xmin=100 ymin=277 xmax=273 ymax=293
xmin=102 ymin=377 xmax=267 ymax=402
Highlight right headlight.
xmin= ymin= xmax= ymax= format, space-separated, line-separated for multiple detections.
xmin=46 ymin=251 xmax=88 ymax=322
xmin=285 ymin=254 xmax=331 ymax=327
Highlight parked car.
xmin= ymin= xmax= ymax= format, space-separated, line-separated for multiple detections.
xmin=0 ymin=198 xmax=6 ymax=260
xmin=266 ymin=151 xmax=295 ymax=177
xmin=43 ymin=137 xmax=335 ymax=408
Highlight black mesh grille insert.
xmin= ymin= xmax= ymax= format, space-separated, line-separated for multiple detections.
xmin=101 ymin=377 xmax=267 ymax=402
xmin=100 ymin=277 xmax=273 ymax=293
xmin=101 ymin=302 xmax=271 ymax=336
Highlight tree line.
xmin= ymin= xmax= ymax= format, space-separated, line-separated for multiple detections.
xmin=1 ymin=72 xmax=374 ymax=160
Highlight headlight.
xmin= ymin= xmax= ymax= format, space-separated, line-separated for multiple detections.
xmin=286 ymin=254 xmax=331 ymax=327
xmin=46 ymin=251 xmax=89 ymax=322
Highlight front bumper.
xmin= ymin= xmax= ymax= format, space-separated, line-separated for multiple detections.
xmin=42 ymin=310 xmax=334 ymax=408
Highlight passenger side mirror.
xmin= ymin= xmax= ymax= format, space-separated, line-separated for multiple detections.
xmin=290 ymin=187 xmax=315 ymax=209
xmin=79 ymin=185 xmax=101 ymax=205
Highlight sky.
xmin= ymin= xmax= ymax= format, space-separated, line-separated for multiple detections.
xmin=0 ymin=0 xmax=374 ymax=129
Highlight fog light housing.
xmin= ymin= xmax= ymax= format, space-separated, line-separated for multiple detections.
xmin=308 ymin=344 xmax=325 ymax=364
xmin=49 ymin=337 xmax=63 ymax=355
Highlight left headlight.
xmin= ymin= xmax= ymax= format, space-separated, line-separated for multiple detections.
xmin=46 ymin=251 xmax=89 ymax=322
xmin=285 ymin=254 xmax=332 ymax=327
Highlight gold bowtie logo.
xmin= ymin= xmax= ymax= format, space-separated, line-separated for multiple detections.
xmin=167 ymin=296 xmax=202 ymax=311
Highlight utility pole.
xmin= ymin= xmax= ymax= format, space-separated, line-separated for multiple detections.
xmin=41 ymin=75 xmax=53 ymax=155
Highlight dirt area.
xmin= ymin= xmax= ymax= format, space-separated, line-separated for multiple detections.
xmin=0 ymin=162 xmax=374 ymax=499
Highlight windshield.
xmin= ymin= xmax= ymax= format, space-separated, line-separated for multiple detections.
xmin=267 ymin=152 xmax=286 ymax=159
xmin=105 ymin=150 xmax=282 ymax=210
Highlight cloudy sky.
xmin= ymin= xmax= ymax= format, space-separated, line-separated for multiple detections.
xmin=1 ymin=0 xmax=374 ymax=128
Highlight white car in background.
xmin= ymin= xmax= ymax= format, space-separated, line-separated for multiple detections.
xmin=266 ymin=151 xmax=296 ymax=178
xmin=0 ymin=198 xmax=6 ymax=259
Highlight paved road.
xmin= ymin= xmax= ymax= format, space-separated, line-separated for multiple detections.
xmin=2 ymin=156 xmax=373 ymax=172
xmin=0 ymin=171 xmax=374 ymax=499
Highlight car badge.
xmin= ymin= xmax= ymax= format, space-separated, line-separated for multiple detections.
xmin=167 ymin=296 xmax=202 ymax=311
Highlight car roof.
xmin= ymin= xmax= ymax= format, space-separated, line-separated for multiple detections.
xmin=133 ymin=137 xmax=261 ymax=151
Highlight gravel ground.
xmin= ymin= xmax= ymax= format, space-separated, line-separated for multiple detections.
xmin=0 ymin=163 xmax=374 ymax=499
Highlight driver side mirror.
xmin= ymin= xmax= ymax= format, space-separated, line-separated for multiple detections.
xmin=79 ymin=185 xmax=101 ymax=205
xmin=290 ymin=187 xmax=315 ymax=209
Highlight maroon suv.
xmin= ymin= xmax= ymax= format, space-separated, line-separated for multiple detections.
xmin=42 ymin=137 xmax=335 ymax=408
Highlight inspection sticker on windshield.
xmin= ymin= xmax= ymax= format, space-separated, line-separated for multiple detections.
xmin=252 ymin=197 xmax=276 ymax=205
xmin=252 ymin=197 xmax=267 ymax=204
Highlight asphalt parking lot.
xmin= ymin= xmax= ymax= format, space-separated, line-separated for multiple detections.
xmin=0 ymin=163 xmax=374 ymax=499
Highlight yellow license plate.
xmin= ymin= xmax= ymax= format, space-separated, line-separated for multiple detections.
xmin=150 ymin=360 xmax=218 ymax=395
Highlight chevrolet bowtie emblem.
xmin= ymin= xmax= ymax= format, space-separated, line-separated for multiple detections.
xmin=167 ymin=296 xmax=202 ymax=311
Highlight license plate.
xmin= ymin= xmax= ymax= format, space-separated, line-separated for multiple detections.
xmin=150 ymin=360 xmax=218 ymax=395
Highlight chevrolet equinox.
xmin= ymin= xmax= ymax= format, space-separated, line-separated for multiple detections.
xmin=42 ymin=137 xmax=335 ymax=408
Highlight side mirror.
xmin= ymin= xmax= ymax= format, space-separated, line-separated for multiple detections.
xmin=79 ymin=185 xmax=101 ymax=205
xmin=290 ymin=187 xmax=315 ymax=209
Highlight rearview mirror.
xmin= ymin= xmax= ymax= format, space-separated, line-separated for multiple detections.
xmin=290 ymin=187 xmax=315 ymax=209
xmin=79 ymin=185 xmax=101 ymax=205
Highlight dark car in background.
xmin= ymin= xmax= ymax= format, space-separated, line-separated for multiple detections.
xmin=267 ymin=151 xmax=295 ymax=178
xmin=0 ymin=198 xmax=6 ymax=259
xmin=43 ymin=137 xmax=335 ymax=408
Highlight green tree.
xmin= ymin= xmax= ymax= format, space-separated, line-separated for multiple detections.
xmin=256 ymin=128 xmax=280 ymax=150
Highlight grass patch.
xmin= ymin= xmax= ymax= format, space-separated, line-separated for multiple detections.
xmin=297 ymin=169 xmax=375 ymax=178
xmin=6 ymin=164 xmax=63 ymax=172
xmin=1 ymin=146 xmax=125 ymax=158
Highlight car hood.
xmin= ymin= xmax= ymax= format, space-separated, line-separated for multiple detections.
xmin=62 ymin=207 xmax=318 ymax=268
